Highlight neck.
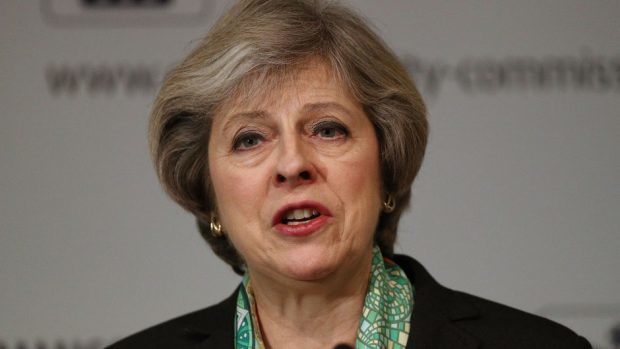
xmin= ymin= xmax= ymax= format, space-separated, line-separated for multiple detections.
xmin=248 ymin=250 xmax=373 ymax=349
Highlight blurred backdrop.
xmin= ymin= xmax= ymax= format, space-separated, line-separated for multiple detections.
xmin=0 ymin=1 xmax=618 ymax=348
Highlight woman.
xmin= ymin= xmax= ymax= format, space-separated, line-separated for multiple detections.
xmin=108 ymin=1 xmax=591 ymax=348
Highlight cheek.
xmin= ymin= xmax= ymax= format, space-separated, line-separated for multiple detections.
xmin=332 ymin=145 xmax=383 ymax=221
xmin=210 ymin=162 xmax=267 ymax=229
xmin=209 ymin=166 xmax=261 ymax=260
xmin=353 ymin=139 xmax=382 ymax=195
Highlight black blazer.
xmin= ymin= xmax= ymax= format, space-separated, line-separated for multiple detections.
xmin=107 ymin=255 xmax=591 ymax=348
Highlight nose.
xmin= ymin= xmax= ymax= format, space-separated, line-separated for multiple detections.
xmin=274 ymin=137 xmax=316 ymax=187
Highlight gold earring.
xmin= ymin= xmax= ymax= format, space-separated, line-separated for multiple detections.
xmin=210 ymin=215 xmax=223 ymax=237
xmin=383 ymin=194 xmax=395 ymax=213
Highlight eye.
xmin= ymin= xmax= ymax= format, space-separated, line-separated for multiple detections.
xmin=312 ymin=120 xmax=349 ymax=139
xmin=232 ymin=131 xmax=264 ymax=151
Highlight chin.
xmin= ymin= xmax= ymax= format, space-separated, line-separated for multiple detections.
xmin=278 ymin=248 xmax=341 ymax=282
xmin=282 ymin=265 xmax=335 ymax=282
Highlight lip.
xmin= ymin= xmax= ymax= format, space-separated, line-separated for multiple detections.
xmin=272 ymin=201 xmax=332 ymax=237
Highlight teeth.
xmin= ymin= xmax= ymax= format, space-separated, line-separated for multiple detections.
xmin=283 ymin=208 xmax=320 ymax=224
xmin=294 ymin=209 xmax=304 ymax=220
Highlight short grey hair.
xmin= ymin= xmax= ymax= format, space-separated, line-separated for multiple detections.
xmin=150 ymin=0 xmax=428 ymax=274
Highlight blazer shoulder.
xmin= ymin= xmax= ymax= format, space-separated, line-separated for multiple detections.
xmin=393 ymin=254 xmax=591 ymax=349
xmin=452 ymin=290 xmax=592 ymax=349
xmin=106 ymin=290 xmax=237 ymax=349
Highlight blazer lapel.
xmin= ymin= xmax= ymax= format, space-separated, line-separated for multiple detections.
xmin=192 ymin=331 xmax=234 ymax=349
xmin=408 ymin=315 xmax=480 ymax=349
xmin=179 ymin=289 xmax=238 ymax=349
xmin=395 ymin=255 xmax=481 ymax=349
xmin=407 ymin=300 xmax=481 ymax=349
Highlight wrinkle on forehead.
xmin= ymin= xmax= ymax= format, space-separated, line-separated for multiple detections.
xmin=215 ymin=57 xmax=345 ymax=117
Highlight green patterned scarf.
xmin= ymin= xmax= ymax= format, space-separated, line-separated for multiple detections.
xmin=235 ymin=246 xmax=414 ymax=349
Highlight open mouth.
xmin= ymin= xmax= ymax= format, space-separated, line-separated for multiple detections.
xmin=272 ymin=201 xmax=331 ymax=236
xmin=272 ymin=201 xmax=331 ymax=228
xmin=281 ymin=208 xmax=321 ymax=225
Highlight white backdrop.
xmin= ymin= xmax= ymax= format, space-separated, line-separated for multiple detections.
xmin=1 ymin=1 xmax=618 ymax=348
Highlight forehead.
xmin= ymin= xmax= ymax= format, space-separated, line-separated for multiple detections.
xmin=217 ymin=60 xmax=356 ymax=115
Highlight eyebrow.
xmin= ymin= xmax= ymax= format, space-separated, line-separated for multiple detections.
xmin=222 ymin=111 xmax=269 ymax=134
xmin=221 ymin=102 xmax=357 ymax=132
xmin=302 ymin=102 xmax=356 ymax=118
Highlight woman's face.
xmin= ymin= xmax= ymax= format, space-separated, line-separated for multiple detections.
xmin=208 ymin=63 xmax=383 ymax=284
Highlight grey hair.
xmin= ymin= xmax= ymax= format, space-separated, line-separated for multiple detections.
xmin=150 ymin=0 xmax=428 ymax=274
